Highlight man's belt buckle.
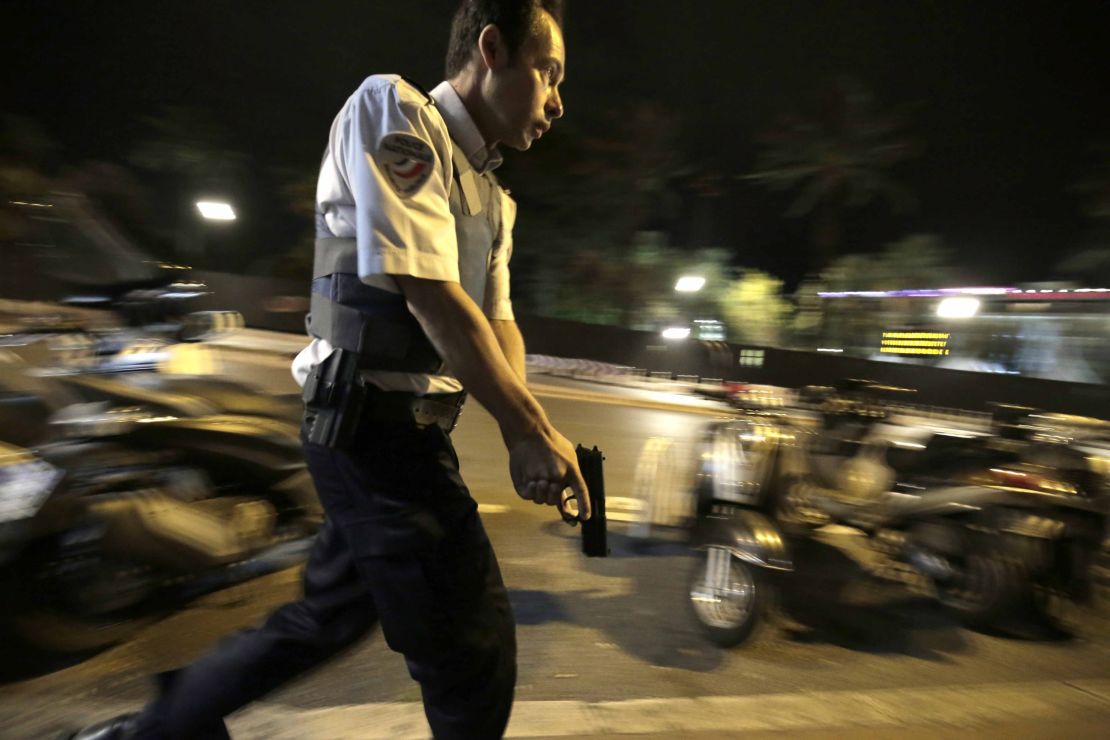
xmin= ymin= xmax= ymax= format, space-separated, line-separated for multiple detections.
xmin=410 ymin=396 xmax=465 ymax=432
xmin=410 ymin=397 xmax=466 ymax=430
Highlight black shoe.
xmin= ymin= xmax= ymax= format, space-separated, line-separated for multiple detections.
xmin=62 ymin=712 xmax=139 ymax=740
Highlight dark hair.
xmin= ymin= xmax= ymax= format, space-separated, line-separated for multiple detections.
xmin=445 ymin=0 xmax=564 ymax=78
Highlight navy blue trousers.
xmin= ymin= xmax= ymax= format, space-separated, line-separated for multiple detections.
xmin=131 ymin=414 xmax=517 ymax=739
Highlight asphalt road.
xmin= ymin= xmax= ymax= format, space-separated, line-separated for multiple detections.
xmin=1 ymin=345 xmax=1107 ymax=738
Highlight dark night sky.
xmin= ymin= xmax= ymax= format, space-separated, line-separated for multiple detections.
xmin=4 ymin=0 xmax=1109 ymax=286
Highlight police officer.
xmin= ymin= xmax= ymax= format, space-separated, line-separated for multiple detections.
xmin=68 ymin=1 xmax=581 ymax=738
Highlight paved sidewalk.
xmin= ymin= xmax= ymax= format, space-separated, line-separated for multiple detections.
xmin=12 ymin=679 xmax=1108 ymax=739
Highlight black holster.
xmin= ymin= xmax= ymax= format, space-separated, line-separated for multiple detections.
xmin=302 ymin=349 xmax=367 ymax=450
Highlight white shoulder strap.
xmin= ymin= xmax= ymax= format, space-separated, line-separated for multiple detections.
xmin=450 ymin=143 xmax=482 ymax=216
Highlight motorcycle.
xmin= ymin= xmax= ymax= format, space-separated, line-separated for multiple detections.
xmin=0 ymin=196 xmax=320 ymax=653
xmin=0 ymin=361 xmax=321 ymax=654
xmin=684 ymin=416 xmax=794 ymax=646
xmin=628 ymin=410 xmax=797 ymax=646
xmin=637 ymin=382 xmax=1108 ymax=646
xmin=775 ymin=391 xmax=1109 ymax=634
xmin=0 ymin=195 xmax=302 ymax=425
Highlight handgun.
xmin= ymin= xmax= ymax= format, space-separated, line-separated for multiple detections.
xmin=560 ymin=444 xmax=608 ymax=557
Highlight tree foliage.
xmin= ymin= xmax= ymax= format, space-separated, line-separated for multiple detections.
xmin=505 ymin=102 xmax=696 ymax=319
xmin=795 ymin=234 xmax=957 ymax=351
xmin=0 ymin=116 xmax=162 ymax=252
xmin=1073 ymin=142 xmax=1110 ymax=223
xmin=720 ymin=270 xmax=793 ymax=347
xmin=129 ymin=106 xmax=247 ymax=192
xmin=1057 ymin=143 xmax=1110 ymax=285
xmin=746 ymin=77 xmax=918 ymax=267
xmin=1057 ymin=248 xmax=1110 ymax=285
xmin=0 ymin=115 xmax=57 ymax=207
xmin=820 ymin=233 xmax=955 ymax=292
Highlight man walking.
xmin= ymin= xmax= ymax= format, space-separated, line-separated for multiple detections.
xmin=69 ymin=1 xmax=581 ymax=738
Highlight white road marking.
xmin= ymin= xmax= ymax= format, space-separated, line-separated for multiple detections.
xmin=221 ymin=678 xmax=1110 ymax=738
xmin=8 ymin=679 xmax=1110 ymax=739
xmin=603 ymin=495 xmax=649 ymax=523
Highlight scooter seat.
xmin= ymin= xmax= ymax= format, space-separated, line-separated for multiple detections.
xmin=814 ymin=498 xmax=884 ymax=531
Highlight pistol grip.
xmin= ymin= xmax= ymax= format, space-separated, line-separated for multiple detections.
xmin=575 ymin=444 xmax=609 ymax=557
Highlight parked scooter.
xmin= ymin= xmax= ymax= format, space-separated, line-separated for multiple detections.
xmin=776 ymin=392 xmax=1108 ymax=633
xmin=0 ymin=195 xmax=319 ymax=653
xmin=669 ymin=381 xmax=1108 ymax=646
xmin=684 ymin=417 xmax=794 ymax=646
xmin=0 ymin=362 xmax=320 ymax=654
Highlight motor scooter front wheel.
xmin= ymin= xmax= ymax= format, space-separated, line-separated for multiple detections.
xmin=0 ymin=558 xmax=155 ymax=655
xmin=933 ymin=553 xmax=1028 ymax=629
xmin=688 ymin=546 xmax=767 ymax=646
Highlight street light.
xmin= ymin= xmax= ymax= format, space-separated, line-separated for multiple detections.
xmin=187 ymin=199 xmax=238 ymax=266
xmin=195 ymin=200 xmax=237 ymax=221
xmin=674 ymin=275 xmax=705 ymax=293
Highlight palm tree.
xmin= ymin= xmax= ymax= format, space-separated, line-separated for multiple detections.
xmin=505 ymin=101 xmax=694 ymax=320
xmin=129 ymin=107 xmax=250 ymax=268
xmin=129 ymin=106 xmax=247 ymax=190
xmin=1057 ymin=142 xmax=1110 ymax=284
xmin=746 ymin=77 xmax=918 ymax=268
xmin=1073 ymin=142 xmax=1110 ymax=223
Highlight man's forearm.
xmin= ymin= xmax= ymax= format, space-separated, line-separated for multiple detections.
xmin=395 ymin=277 xmax=546 ymax=443
xmin=490 ymin=319 xmax=526 ymax=383
xmin=395 ymin=276 xmax=588 ymax=517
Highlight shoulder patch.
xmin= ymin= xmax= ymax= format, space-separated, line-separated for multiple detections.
xmin=375 ymin=132 xmax=435 ymax=198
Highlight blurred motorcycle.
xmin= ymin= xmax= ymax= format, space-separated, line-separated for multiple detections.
xmin=636 ymin=382 xmax=1109 ymax=646
xmin=799 ymin=399 xmax=1110 ymax=630
xmin=684 ymin=417 xmax=793 ymax=646
xmin=0 ymin=195 xmax=319 ymax=653
xmin=774 ymin=389 xmax=1108 ymax=634
xmin=0 ymin=362 xmax=320 ymax=654
xmin=1 ymin=193 xmax=303 ymax=424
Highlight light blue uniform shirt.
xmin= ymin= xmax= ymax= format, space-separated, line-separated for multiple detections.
xmin=293 ymin=75 xmax=516 ymax=393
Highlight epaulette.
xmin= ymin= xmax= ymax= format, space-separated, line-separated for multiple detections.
xmin=400 ymin=76 xmax=434 ymax=105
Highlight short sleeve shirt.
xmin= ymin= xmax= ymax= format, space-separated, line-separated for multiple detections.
xmin=293 ymin=75 xmax=515 ymax=393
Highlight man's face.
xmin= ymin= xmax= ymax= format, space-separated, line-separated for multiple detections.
xmin=487 ymin=11 xmax=565 ymax=151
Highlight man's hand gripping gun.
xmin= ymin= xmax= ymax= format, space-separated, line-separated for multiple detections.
xmin=560 ymin=445 xmax=609 ymax=557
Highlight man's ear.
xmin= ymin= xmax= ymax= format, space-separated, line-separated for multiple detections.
xmin=478 ymin=24 xmax=507 ymax=71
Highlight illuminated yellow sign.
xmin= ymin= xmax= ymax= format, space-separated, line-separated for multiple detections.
xmin=881 ymin=331 xmax=951 ymax=356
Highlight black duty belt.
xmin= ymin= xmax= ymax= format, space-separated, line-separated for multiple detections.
xmin=363 ymin=388 xmax=467 ymax=433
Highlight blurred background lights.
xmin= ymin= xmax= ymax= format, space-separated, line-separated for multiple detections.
xmin=195 ymin=201 xmax=237 ymax=221
xmin=693 ymin=319 xmax=725 ymax=340
xmin=936 ymin=296 xmax=981 ymax=319
xmin=661 ymin=326 xmax=691 ymax=339
xmin=674 ymin=276 xmax=705 ymax=293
